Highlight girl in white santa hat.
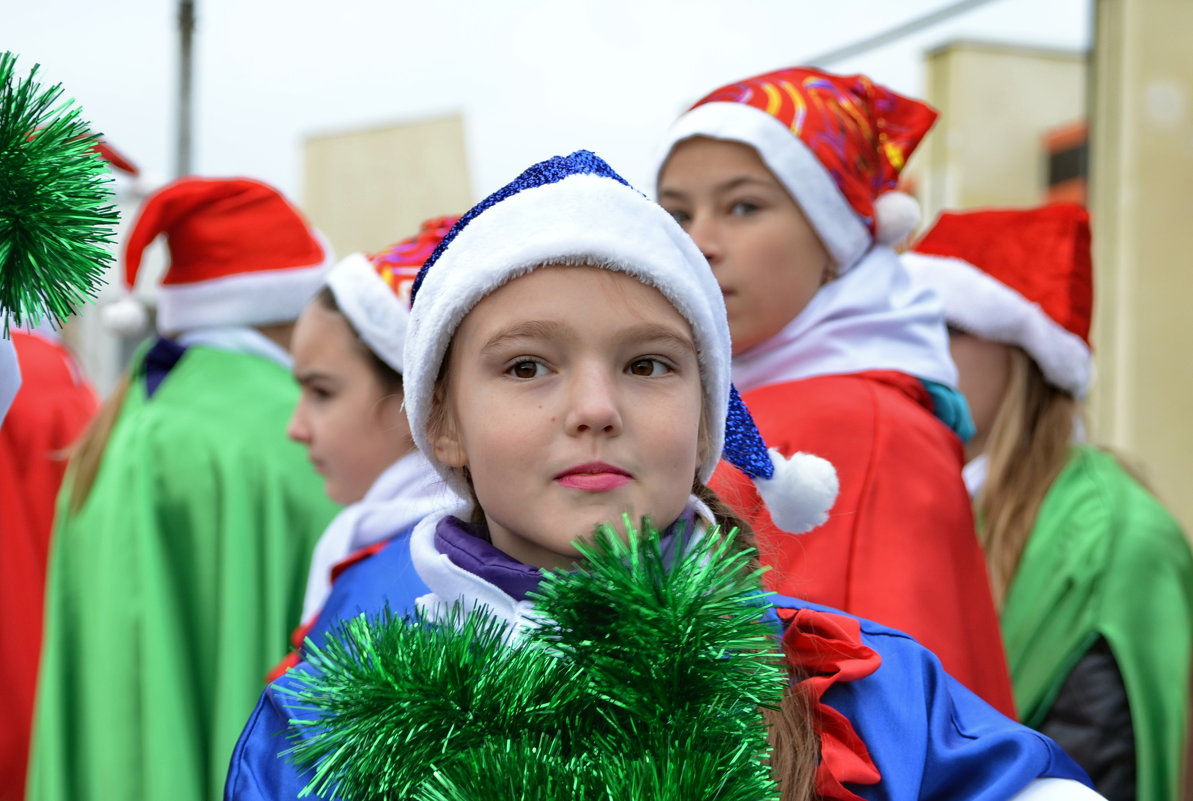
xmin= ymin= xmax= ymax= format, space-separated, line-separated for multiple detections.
xmin=267 ymin=216 xmax=460 ymax=680
xmin=225 ymin=150 xmax=1101 ymax=801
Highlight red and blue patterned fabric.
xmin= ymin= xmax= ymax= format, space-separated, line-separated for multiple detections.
xmin=691 ymin=67 xmax=937 ymax=236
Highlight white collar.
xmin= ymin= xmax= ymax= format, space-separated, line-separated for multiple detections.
xmin=732 ymin=245 xmax=958 ymax=392
xmin=175 ymin=326 xmax=292 ymax=369
xmin=300 ymin=450 xmax=459 ymax=622
xmin=409 ymin=496 xmax=716 ymax=636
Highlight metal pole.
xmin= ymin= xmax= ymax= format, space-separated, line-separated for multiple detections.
xmin=176 ymin=0 xmax=195 ymax=178
xmin=803 ymin=0 xmax=1004 ymax=67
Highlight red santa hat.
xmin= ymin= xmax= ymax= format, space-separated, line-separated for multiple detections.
xmin=657 ymin=66 xmax=937 ymax=272
xmin=903 ymin=203 xmax=1093 ymax=397
xmin=104 ymin=177 xmax=333 ymax=335
xmin=324 ymin=215 xmax=459 ymax=374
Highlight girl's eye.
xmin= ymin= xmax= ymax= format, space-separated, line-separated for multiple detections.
xmin=664 ymin=207 xmax=691 ymax=226
xmin=627 ymin=358 xmax=671 ymax=377
xmin=309 ymin=386 xmax=334 ymax=402
xmin=730 ymin=200 xmax=760 ymax=216
xmin=508 ymin=360 xmax=547 ymax=379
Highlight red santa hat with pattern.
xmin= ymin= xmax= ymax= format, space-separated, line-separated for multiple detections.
xmin=104 ymin=177 xmax=333 ymax=335
xmin=903 ymin=203 xmax=1093 ymax=397
xmin=656 ymin=66 xmax=937 ymax=272
xmin=324 ymin=215 xmax=459 ymax=374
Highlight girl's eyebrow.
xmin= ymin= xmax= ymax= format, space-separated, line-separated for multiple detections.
xmin=480 ymin=320 xmax=571 ymax=355
xmin=659 ymin=175 xmax=774 ymax=201
xmin=620 ymin=322 xmax=697 ymax=354
xmin=480 ymin=320 xmax=695 ymax=356
xmin=293 ymin=369 xmax=339 ymax=385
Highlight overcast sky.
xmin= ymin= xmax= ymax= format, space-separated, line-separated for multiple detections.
xmin=8 ymin=0 xmax=1091 ymax=201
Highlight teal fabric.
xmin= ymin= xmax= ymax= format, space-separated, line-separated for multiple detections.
xmin=919 ymin=380 xmax=976 ymax=442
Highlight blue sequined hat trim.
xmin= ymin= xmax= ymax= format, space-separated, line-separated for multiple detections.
xmin=409 ymin=150 xmax=633 ymax=303
xmin=723 ymin=385 xmax=775 ymax=481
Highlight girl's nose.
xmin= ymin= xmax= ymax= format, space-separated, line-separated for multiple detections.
xmin=286 ymin=405 xmax=311 ymax=444
xmin=686 ymin=213 xmax=722 ymax=266
xmin=564 ymin=366 xmax=623 ymax=436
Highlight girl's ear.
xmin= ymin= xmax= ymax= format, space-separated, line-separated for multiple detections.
xmin=434 ymin=425 xmax=467 ymax=468
xmin=428 ymin=388 xmax=468 ymax=468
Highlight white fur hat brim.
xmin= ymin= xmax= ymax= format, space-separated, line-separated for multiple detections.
xmin=656 ymin=102 xmax=872 ymax=272
xmin=326 ymin=253 xmax=409 ymax=374
xmin=403 ymin=171 xmax=731 ymax=493
xmin=902 ymin=252 xmax=1092 ymax=397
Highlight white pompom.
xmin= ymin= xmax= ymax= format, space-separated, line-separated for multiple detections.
xmin=874 ymin=191 xmax=921 ymax=245
xmin=102 ymin=296 xmax=149 ymax=336
xmin=754 ymin=449 xmax=839 ymax=534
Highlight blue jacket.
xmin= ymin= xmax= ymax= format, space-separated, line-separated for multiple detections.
xmin=226 ymin=531 xmax=427 ymax=799
xmin=226 ymin=582 xmax=1088 ymax=800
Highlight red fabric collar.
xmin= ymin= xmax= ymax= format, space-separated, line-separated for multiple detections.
xmin=779 ymin=607 xmax=884 ymax=801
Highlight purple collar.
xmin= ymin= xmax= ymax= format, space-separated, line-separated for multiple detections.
xmin=433 ymin=517 xmax=544 ymax=601
xmin=433 ymin=510 xmax=700 ymax=602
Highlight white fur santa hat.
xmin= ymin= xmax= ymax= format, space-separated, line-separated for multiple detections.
xmin=903 ymin=203 xmax=1094 ymax=398
xmin=325 ymin=216 xmax=458 ymax=373
xmin=656 ymin=66 xmax=937 ymax=273
xmin=104 ymin=177 xmax=333 ymax=335
xmin=403 ymin=151 xmax=838 ymax=534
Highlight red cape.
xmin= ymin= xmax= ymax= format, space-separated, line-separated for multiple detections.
xmin=0 ymin=332 xmax=97 ymax=800
xmin=713 ymin=371 xmax=1015 ymax=716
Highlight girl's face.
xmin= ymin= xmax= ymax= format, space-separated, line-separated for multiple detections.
xmin=287 ymin=301 xmax=414 ymax=505
xmin=432 ymin=266 xmax=704 ymax=570
xmin=947 ymin=329 xmax=1013 ymax=461
xmin=657 ymin=137 xmax=833 ymax=355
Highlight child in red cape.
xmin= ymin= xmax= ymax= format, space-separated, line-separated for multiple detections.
xmin=655 ymin=66 xmax=1013 ymax=714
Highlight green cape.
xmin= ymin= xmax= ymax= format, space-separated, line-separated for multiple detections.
xmin=1002 ymin=445 xmax=1193 ymax=801
xmin=28 ymin=344 xmax=338 ymax=801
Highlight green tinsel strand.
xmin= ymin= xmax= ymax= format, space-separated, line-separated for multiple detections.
xmin=283 ymin=606 xmax=589 ymax=799
xmin=530 ymin=519 xmax=784 ymax=723
xmin=284 ymin=520 xmax=786 ymax=801
xmin=413 ymin=737 xmax=597 ymax=801
xmin=530 ymin=520 xmax=784 ymax=800
xmin=0 ymin=52 xmax=118 ymax=334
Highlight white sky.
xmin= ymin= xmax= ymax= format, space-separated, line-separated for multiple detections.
xmin=7 ymin=0 xmax=1091 ymax=201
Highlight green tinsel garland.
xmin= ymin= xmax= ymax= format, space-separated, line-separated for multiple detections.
xmin=0 ymin=52 xmax=118 ymax=334
xmin=283 ymin=520 xmax=786 ymax=801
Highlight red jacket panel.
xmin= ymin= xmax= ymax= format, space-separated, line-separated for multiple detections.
xmin=712 ymin=371 xmax=1015 ymax=716
xmin=0 ymin=332 xmax=98 ymax=801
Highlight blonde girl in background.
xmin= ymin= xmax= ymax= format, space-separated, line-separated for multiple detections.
xmin=906 ymin=203 xmax=1193 ymax=801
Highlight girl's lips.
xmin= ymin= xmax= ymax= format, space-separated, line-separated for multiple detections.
xmin=556 ymin=473 xmax=632 ymax=491
xmin=555 ymin=462 xmax=632 ymax=492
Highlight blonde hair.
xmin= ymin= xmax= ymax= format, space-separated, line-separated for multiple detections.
xmin=974 ymin=348 xmax=1078 ymax=607
xmin=64 ymin=374 xmax=132 ymax=515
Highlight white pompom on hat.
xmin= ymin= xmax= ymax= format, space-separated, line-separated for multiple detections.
xmin=403 ymin=151 xmax=839 ymax=534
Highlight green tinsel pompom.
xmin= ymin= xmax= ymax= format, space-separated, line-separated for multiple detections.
xmin=283 ymin=606 xmax=590 ymax=800
xmin=0 ymin=51 xmax=118 ymax=334
xmin=284 ymin=520 xmax=787 ymax=801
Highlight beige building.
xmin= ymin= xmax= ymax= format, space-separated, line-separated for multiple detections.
xmin=910 ymin=40 xmax=1087 ymax=225
xmin=302 ymin=114 xmax=473 ymax=259
xmin=910 ymin=16 xmax=1193 ymax=532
